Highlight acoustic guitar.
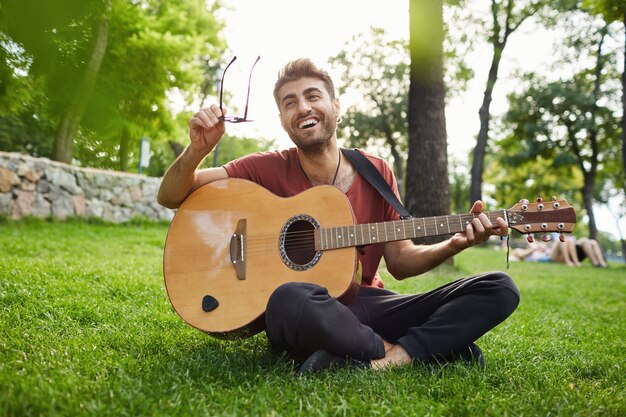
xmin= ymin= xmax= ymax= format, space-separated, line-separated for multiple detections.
xmin=163 ymin=178 xmax=576 ymax=339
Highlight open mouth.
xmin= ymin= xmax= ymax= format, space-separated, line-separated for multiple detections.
xmin=298 ymin=118 xmax=319 ymax=129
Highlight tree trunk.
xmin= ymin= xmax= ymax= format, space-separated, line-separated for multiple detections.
xmin=405 ymin=0 xmax=450 ymax=245
xmin=119 ymin=126 xmax=130 ymax=171
xmin=582 ymin=25 xmax=606 ymax=241
xmin=469 ymin=0 xmax=529 ymax=205
xmin=622 ymin=12 xmax=626 ymax=194
xmin=52 ymin=0 xmax=112 ymax=164
xmin=470 ymin=43 xmax=504 ymax=203
xmin=618 ymin=11 xmax=626 ymax=262
xmin=384 ymin=126 xmax=405 ymax=198
xmin=582 ymin=174 xmax=598 ymax=240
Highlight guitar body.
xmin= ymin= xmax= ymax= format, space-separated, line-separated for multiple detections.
xmin=163 ymin=178 xmax=359 ymax=338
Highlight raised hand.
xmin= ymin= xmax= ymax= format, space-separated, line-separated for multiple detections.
xmin=188 ymin=104 xmax=226 ymax=157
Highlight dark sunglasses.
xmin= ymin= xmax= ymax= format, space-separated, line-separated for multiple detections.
xmin=218 ymin=55 xmax=260 ymax=123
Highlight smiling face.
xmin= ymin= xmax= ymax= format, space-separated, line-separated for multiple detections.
xmin=276 ymin=77 xmax=340 ymax=154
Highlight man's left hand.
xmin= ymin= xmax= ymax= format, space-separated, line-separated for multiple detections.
xmin=450 ymin=200 xmax=509 ymax=251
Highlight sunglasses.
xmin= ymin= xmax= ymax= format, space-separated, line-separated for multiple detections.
xmin=218 ymin=55 xmax=261 ymax=123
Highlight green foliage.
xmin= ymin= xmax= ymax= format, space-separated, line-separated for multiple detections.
xmin=329 ymin=27 xmax=410 ymax=184
xmin=329 ymin=19 xmax=474 ymax=184
xmin=449 ymin=156 xmax=472 ymax=213
xmin=485 ymin=150 xmax=583 ymax=220
xmin=0 ymin=32 xmax=55 ymax=156
xmin=331 ymin=28 xmax=409 ymax=141
xmin=79 ymin=0 xmax=226 ymax=170
xmin=0 ymin=0 xmax=101 ymax=119
xmin=0 ymin=0 xmax=227 ymax=170
xmin=1 ymin=220 xmax=624 ymax=416
xmin=500 ymin=74 xmax=619 ymax=171
xmin=442 ymin=7 xmax=476 ymax=96
xmin=0 ymin=111 xmax=55 ymax=158
xmin=583 ymin=0 xmax=626 ymax=22
xmin=208 ymin=135 xmax=277 ymax=168
xmin=491 ymin=11 xmax=622 ymax=216
xmin=162 ymin=117 xmax=277 ymax=174
xmin=88 ymin=0 xmax=225 ymax=170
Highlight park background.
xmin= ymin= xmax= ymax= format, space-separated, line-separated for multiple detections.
xmin=1 ymin=0 xmax=625 ymax=250
xmin=1 ymin=1 xmax=626 ymax=416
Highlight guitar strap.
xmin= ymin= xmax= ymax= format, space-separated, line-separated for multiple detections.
xmin=341 ymin=148 xmax=412 ymax=219
xmin=341 ymin=148 xmax=511 ymax=269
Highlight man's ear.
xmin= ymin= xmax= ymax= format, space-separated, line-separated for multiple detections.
xmin=334 ymin=98 xmax=341 ymax=120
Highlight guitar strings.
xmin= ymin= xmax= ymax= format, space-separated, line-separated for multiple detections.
xmin=249 ymin=213 xmax=505 ymax=246
xmin=277 ymin=212 xmax=503 ymax=240
xmin=243 ymin=212 xmax=508 ymax=257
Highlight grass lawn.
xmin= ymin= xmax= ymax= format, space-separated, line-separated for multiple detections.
xmin=1 ymin=218 xmax=625 ymax=416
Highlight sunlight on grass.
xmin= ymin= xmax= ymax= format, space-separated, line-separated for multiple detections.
xmin=1 ymin=219 xmax=624 ymax=416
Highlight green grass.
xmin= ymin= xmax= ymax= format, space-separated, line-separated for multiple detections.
xmin=1 ymin=218 xmax=625 ymax=416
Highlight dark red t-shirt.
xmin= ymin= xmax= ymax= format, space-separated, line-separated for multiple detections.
xmin=222 ymin=148 xmax=402 ymax=287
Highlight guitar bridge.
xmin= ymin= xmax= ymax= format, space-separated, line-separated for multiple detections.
xmin=229 ymin=219 xmax=246 ymax=280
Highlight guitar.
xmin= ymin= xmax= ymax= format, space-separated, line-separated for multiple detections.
xmin=163 ymin=178 xmax=576 ymax=338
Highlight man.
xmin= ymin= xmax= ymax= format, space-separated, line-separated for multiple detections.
xmin=158 ymin=58 xmax=520 ymax=372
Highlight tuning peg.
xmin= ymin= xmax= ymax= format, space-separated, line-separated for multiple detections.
xmin=536 ymin=196 xmax=545 ymax=210
xmin=519 ymin=199 xmax=529 ymax=211
xmin=527 ymin=234 xmax=534 ymax=243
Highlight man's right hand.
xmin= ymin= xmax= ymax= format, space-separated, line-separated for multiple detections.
xmin=188 ymin=104 xmax=226 ymax=157
xmin=156 ymin=104 xmax=228 ymax=209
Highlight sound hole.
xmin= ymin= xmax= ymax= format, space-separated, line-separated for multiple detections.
xmin=279 ymin=215 xmax=322 ymax=271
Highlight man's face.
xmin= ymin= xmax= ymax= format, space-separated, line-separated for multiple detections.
xmin=276 ymin=77 xmax=340 ymax=154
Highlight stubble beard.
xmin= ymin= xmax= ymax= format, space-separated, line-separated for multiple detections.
xmin=288 ymin=115 xmax=337 ymax=157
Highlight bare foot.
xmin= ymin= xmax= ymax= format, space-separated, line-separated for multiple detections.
xmin=371 ymin=343 xmax=412 ymax=370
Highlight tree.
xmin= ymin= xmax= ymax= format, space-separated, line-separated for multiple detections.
xmin=583 ymin=0 xmax=626 ymax=196
xmin=329 ymin=20 xmax=473 ymax=200
xmin=0 ymin=0 xmax=92 ymax=160
xmin=0 ymin=33 xmax=54 ymax=156
xmin=0 ymin=0 xmax=226 ymax=170
xmin=330 ymin=27 xmax=410 ymax=195
xmin=81 ymin=0 xmax=225 ymax=171
xmin=497 ymin=19 xmax=621 ymax=240
xmin=406 ymin=0 xmax=450 ymax=244
xmin=584 ymin=0 xmax=626 ymax=260
xmin=0 ymin=0 xmax=113 ymax=164
xmin=449 ymin=157 xmax=473 ymax=214
xmin=53 ymin=0 xmax=112 ymax=164
xmin=468 ymin=0 xmax=561 ymax=205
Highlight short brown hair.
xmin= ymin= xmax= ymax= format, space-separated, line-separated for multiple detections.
xmin=273 ymin=58 xmax=336 ymax=108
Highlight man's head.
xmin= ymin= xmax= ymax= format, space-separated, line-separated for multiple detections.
xmin=273 ymin=58 xmax=336 ymax=108
xmin=272 ymin=59 xmax=340 ymax=154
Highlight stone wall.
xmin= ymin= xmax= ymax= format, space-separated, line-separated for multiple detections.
xmin=0 ymin=151 xmax=173 ymax=222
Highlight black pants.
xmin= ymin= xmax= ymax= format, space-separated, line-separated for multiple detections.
xmin=265 ymin=272 xmax=520 ymax=362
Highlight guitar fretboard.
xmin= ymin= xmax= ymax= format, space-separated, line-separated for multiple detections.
xmin=315 ymin=211 xmax=506 ymax=251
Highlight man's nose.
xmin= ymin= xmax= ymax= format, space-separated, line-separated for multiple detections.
xmin=296 ymin=99 xmax=312 ymax=113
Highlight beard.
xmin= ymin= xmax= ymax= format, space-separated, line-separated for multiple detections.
xmin=287 ymin=113 xmax=337 ymax=156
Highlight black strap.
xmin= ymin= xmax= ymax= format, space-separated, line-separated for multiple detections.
xmin=341 ymin=148 xmax=412 ymax=219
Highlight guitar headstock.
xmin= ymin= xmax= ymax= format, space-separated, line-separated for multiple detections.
xmin=506 ymin=196 xmax=577 ymax=243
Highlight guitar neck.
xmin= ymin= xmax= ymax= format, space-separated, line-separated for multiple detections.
xmin=315 ymin=211 xmax=507 ymax=251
